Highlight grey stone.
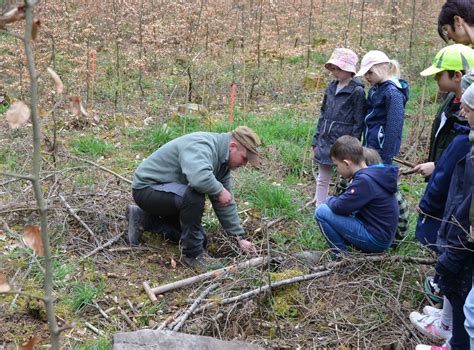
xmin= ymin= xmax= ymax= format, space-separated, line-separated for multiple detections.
xmin=112 ymin=329 xmax=262 ymax=350
xmin=293 ymin=250 xmax=323 ymax=265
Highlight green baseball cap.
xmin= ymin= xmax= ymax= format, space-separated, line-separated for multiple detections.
xmin=420 ymin=44 xmax=474 ymax=76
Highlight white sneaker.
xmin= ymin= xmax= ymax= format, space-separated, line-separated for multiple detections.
xmin=409 ymin=311 xmax=452 ymax=340
xmin=423 ymin=305 xmax=443 ymax=318
xmin=415 ymin=345 xmax=448 ymax=350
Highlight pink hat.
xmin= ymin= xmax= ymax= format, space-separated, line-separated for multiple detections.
xmin=325 ymin=48 xmax=358 ymax=74
xmin=355 ymin=50 xmax=390 ymax=77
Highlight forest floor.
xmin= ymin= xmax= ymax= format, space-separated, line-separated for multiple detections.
xmin=0 ymin=99 xmax=444 ymax=349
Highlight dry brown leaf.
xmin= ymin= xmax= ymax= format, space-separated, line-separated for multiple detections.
xmin=69 ymin=96 xmax=88 ymax=117
xmin=0 ymin=272 xmax=11 ymax=293
xmin=46 ymin=67 xmax=64 ymax=94
xmin=6 ymin=101 xmax=30 ymax=129
xmin=31 ymin=18 xmax=41 ymax=41
xmin=0 ymin=6 xmax=25 ymax=28
xmin=20 ymin=335 xmax=38 ymax=350
xmin=23 ymin=225 xmax=44 ymax=257
xmin=170 ymin=258 xmax=177 ymax=269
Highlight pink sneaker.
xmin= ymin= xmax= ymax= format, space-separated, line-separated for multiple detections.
xmin=409 ymin=311 xmax=452 ymax=340
xmin=415 ymin=345 xmax=448 ymax=350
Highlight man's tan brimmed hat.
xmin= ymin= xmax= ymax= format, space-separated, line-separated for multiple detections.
xmin=232 ymin=126 xmax=261 ymax=166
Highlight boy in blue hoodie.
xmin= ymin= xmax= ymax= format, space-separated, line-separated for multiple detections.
xmin=314 ymin=135 xmax=399 ymax=254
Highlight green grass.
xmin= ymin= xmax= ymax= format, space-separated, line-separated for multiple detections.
xmin=0 ymin=103 xmax=8 ymax=114
xmin=72 ymin=337 xmax=110 ymax=350
xmin=0 ymin=148 xmax=18 ymax=171
xmin=29 ymin=256 xmax=76 ymax=289
xmin=71 ymin=136 xmax=113 ymax=157
xmin=242 ymin=179 xmax=300 ymax=219
xmin=404 ymin=76 xmax=439 ymax=118
xmin=131 ymin=123 xmax=178 ymax=152
xmin=287 ymin=51 xmax=329 ymax=65
xmin=67 ymin=280 xmax=106 ymax=312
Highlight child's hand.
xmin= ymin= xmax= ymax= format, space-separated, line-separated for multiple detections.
xmin=412 ymin=162 xmax=435 ymax=177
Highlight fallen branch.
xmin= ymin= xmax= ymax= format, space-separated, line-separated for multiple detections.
xmin=80 ymin=232 xmax=124 ymax=261
xmin=92 ymin=300 xmax=111 ymax=321
xmin=194 ymin=270 xmax=333 ymax=313
xmin=59 ymin=153 xmax=132 ymax=184
xmin=84 ymin=321 xmax=104 ymax=336
xmin=143 ymin=256 xmax=268 ymax=301
xmin=119 ymin=307 xmax=138 ymax=331
xmin=192 ymin=254 xmax=435 ymax=313
xmin=170 ymin=283 xmax=219 ymax=332
xmin=59 ymin=194 xmax=99 ymax=245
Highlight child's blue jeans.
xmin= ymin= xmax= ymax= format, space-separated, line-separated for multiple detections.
xmin=315 ymin=204 xmax=390 ymax=253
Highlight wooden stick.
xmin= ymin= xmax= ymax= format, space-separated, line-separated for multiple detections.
xmin=92 ymin=300 xmax=111 ymax=321
xmin=192 ymin=254 xmax=435 ymax=313
xmin=59 ymin=194 xmax=99 ymax=245
xmin=119 ymin=307 xmax=138 ymax=331
xmin=193 ymin=269 xmax=333 ymax=314
xmin=84 ymin=322 xmax=103 ymax=336
xmin=393 ymin=157 xmax=416 ymax=168
xmin=143 ymin=256 xmax=267 ymax=301
xmin=170 ymin=283 xmax=219 ymax=332
xmin=60 ymin=153 xmax=132 ymax=184
xmin=80 ymin=232 xmax=124 ymax=261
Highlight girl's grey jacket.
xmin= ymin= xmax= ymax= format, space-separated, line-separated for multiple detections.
xmin=312 ymin=78 xmax=367 ymax=165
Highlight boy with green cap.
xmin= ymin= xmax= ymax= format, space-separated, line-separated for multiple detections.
xmin=414 ymin=43 xmax=473 ymax=178
xmin=409 ymin=43 xmax=474 ymax=344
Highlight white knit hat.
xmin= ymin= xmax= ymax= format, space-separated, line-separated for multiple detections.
xmin=461 ymin=82 xmax=474 ymax=110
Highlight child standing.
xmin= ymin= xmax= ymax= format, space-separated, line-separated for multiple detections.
xmin=415 ymin=44 xmax=474 ymax=249
xmin=415 ymin=83 xmax=474 ymax=350
xmin=412 ymin=44 xmax=472 ymax=178
xmin=355 ymin=50 xmax=409 ymax=165
xmin=314 ymin=135 xmax=399 ymax=254
xmin=310 ymin=48 xmax=366 ymax=207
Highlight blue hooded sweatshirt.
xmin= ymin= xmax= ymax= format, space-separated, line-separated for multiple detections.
xmin=326 ymin=165 xmax=399 ymax=243
xmin=435 ymin=153 xmax=474 ymax=283
xmin=363 ymin=79 xmax=409 ymax=164
xmin=416 ymin=125 xmax=471 ymax=248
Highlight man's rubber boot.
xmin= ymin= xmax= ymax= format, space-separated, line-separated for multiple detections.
xmin=126 ymin=205 xmax=145 ymax=245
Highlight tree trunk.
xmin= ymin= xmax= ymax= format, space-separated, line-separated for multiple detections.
xmin=391 ymin=0 xmax=399 ymax=41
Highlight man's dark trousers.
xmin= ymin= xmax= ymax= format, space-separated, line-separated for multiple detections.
xmin=132 ymin=184 xmax=207 ymax=258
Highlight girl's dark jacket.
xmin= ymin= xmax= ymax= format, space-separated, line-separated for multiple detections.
xmin=435 ymin=152 xmax=474 ymax=295
xmin=363 ymin=79 xmax=409 ymax=165
xmin=312 ymin=78 xmax=367 ymax=165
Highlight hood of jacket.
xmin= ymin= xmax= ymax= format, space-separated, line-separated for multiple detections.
xmin=372 ymin=79 xmax=409 ymax=106
xmin=358 ymin=164 xmax=399 ymax=194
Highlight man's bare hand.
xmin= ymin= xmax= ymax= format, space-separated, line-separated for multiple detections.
xmin=238 ymin=238 xmax=257 ymax=254
xmin=412 ymin=162 xmax=435 ymax=177
xmin=217 ymin=187 xmax=232 ymax=207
